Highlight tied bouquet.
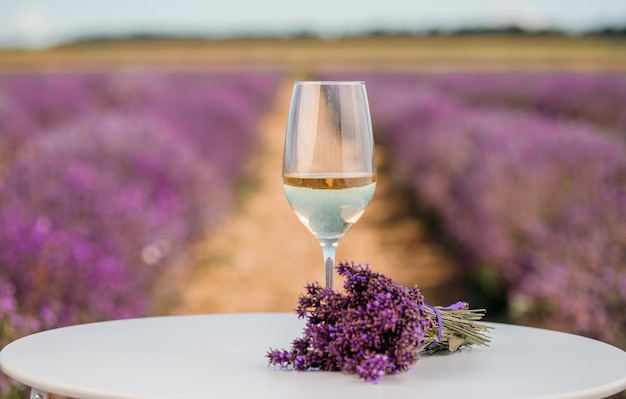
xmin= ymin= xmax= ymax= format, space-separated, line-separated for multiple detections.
xmin=267 ymin=261 xmax=492 ymax=383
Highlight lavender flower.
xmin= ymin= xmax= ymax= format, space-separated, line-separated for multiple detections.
xmin=267 ymin=262 xmax=492 ymax=383
xmin=268 ymin=261 xmax=433 ymax=383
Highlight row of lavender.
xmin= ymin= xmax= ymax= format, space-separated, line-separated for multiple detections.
xmin=323 ymin=72 xmax=626 ymax=348
xmin=431 ymin=73 xmax=626 ymax=135
xmin=0 ymin=71 xmax=281 ymax=394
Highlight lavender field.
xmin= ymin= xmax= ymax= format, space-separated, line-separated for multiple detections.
xmin=321 ymin=71 xmax=626 ymax=349
xmin=0 ymin=71 xmax=281 ymax=396
xmin=1 ymin=66 xmax=626 ymax=395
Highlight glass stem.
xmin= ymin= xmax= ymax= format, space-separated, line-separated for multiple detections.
xmin=321 ymin=241 xmax=338 ymax=289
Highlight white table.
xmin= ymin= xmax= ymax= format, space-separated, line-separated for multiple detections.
xmin=1 ymin=313 xmax=625 ymax=399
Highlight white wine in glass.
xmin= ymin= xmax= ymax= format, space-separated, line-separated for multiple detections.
xmin=282 ymin=81 xmax=376 ymax=289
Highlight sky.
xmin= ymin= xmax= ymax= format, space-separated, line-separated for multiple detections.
xmin=0 ymin=0 xmax=625 ymax=49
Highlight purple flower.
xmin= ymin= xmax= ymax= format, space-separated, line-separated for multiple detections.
xmin=357 ymin=354 xmax=389 ymax=383
xmin=267 ymin=261 xmax=433 ymax=383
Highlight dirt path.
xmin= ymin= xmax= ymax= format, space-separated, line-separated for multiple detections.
xmin=172 ymin=77 xmax=461 ymax=315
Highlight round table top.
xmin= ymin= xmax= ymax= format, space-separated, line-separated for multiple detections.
xmin=1 ymin=313 xmax=625 ymax=399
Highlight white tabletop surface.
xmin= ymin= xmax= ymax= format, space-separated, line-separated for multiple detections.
xmin=1 ymin=313 xmax=625 ymax=399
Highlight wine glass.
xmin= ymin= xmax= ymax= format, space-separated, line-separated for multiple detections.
xmin=282 ymin=81 xmax=376 ymax=289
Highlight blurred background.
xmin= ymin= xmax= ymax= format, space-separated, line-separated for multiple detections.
xmin=1 ymin=1 xmax=625 ymax=397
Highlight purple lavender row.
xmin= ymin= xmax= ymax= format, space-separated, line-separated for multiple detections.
xmin=321 ymin=72 xmax=626 ymax=348
xmin=430 ymin=73 xmax=626 ymax=135
xmin=0 ymin=71 xmax=281 ymax=396
xmin=0 ymin=72 xmax=280 ymax=169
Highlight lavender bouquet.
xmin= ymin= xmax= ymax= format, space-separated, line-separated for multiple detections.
xmin=267 ymin=262 xmax=492 ymax=383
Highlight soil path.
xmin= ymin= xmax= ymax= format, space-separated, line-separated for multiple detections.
xmin=172 ymin=77 xmax=461 ymax=315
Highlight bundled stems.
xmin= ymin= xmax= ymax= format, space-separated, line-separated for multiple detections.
xmin=267 ymin=262 xmax=494 ymax=383
xmin=419 ymin=304 xmax=493 ymax=354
